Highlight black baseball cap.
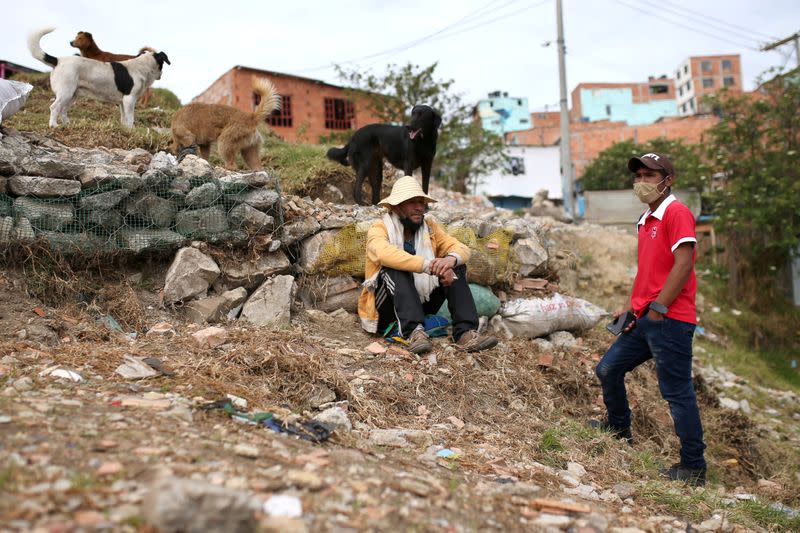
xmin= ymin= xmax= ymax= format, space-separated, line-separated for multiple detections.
xmin=627 ymin=152 xmax=674 ymax=176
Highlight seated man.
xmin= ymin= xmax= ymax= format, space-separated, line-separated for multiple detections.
xmin=358 ymin=176 xmax=498 ymax=354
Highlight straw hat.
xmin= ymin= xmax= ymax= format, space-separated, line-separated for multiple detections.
xmin=378 ymin=176 xmax=436 ymax=207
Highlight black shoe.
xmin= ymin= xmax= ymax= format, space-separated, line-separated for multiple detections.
xmin=660 ymin=462 xmax=706 ymax=487
xmin=588 ymin=419 xmax=633 ymax=444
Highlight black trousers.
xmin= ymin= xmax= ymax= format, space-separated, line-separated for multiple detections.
xmin=375 ymin=264 xmax=478 ymax=342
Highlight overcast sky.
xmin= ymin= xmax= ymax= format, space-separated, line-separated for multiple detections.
xmin=4 ymin=0 xmax=798 ymax=111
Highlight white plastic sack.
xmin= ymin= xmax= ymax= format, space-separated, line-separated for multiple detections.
xmin=0 ymin=79 xmax=34 ymax=126
xmin=497 ymin=292 xmax=607 ymax=339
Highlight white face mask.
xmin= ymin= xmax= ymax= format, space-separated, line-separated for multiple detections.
xmin=633 ymin=178 xmax=666 ymax=203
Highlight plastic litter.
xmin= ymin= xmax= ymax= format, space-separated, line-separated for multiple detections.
xmin=438 ymin=283 xmax=500 ymax=319
xmin=41 ymin=367 xmax=84 ymax=382
xmin=497 ymin=293 xmax=605 ymax=339
xmin=263 ymin=494 xmax=303 ymax=518
xmin=436 ymin=448 xmax=460 ymax=459
xmin=201 ymin=399 xmax=332 ymax=442
xmin=115 ymin=355 xmax=159 ymax=380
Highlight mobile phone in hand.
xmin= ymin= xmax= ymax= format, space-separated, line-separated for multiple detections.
xmin=606 ymin=311 xmax=636 ymax=335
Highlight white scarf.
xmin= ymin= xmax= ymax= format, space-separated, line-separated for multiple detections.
xmin=364 ymin=212 xmax=439 ymax=302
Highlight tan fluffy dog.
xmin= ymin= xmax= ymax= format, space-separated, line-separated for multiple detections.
xmin=70 ymin=31 xmax=156 ymax=106
xmin=170 ymin=78 xmax=280 ymax=170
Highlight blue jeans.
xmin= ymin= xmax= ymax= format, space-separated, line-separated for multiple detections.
xmin=595 ymin=314 xmax=706 ymax=468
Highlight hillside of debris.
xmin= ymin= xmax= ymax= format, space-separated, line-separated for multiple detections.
xmin=0 ymin=129 xmax=798 ymax=533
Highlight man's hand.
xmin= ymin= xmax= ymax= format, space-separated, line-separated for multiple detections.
xmin=613 ymin=306 xmax=637 ymax=333
xmin=430 ymin=256 xmax=457 ymax=277
xmin=438 ymin=268 xmax=456 ymax=287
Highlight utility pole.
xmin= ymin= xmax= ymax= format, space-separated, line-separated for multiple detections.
xmin=761 ymin=31 xmax=800 ymax=69
xmin=556 ymin=0 xmax=575 ymax=218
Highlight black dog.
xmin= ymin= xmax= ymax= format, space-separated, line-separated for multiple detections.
xmin=326 ymin=105 xmax=442 ymax=205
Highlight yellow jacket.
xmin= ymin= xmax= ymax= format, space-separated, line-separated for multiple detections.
xmin=358 ymin=216 xmax=471 ymax=333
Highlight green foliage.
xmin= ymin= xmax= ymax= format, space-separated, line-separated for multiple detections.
xmin=334 ymin=62 xmax=506 ymax=193
xmin=704 ymin=69 xmax=800 ymax=306
xmin=581 ymin=137 xmax=709 ymax=192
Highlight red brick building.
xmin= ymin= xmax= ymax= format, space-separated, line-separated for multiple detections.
xmin=192 ymin=66 xmax=384 ymax=143
xmin=508 ymin=113 xmax=718 ymax=178
xmin=674 ymin=54 xmax=742 ymax=115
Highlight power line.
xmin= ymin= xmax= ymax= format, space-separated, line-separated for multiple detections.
xmin=362 ymin=0 xmax=551 ymax=68
xmin=292 ymin=0 xmax=527 ymax=74
xmin=657 ymin=0 xmax=780 ymax=42
xmin=614 ymin=0 xmax=760 ymax=51
xmin=631 ymin=0 xmax=774 ymax=46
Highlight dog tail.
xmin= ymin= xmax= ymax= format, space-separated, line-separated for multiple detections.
xmin=326 ymin=145 xmax=350 ymax=166
xmin=27 ymin=27 xmax=58 ymax=68
xmin=138 ymin=46 xmax=157 ymax=55
xmin=252 ymin=78 xmax=281 ymax=123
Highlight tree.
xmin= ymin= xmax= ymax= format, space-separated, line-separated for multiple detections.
xmin=704 ymin=69 xmax=800 ymax=305
xmin=333 ymin=62 xmax=506 ymax=193
xmin=580 ymin=137 xmax=709 ymax=192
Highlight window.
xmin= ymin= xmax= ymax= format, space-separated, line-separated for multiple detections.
xmin=678 ymin=87 xmax=683 ymax=97
xmin=517 ymin=99 xmax=523 ymax=106
xmin=683 ymin=65 xmax=689 ymax=74
xmin=722 ymin=59 xmax=732 ymax=71
xmin=686 ymin=80 xmax=692 ymax=91
xmin=681 ymin=103 xmax=687 ymax=113
xmin=690 ymin=98 xmax=695 ymax=110
xmin=702 ymin=78 xmax=714 ymax=88
xmin=649 ymin=84 xmax=669 ymax=94
xmin=676 ymin=70 xmax=681 ymax=80
xmin=605 ymin=104 xmax=611 ymax=116
xmin=254 ymin=94 xmax=293 ymax=127
xmin=519 ymin=118 xmax=530 ymax=123
xmin=506 ymin=156 xmax=525 ymax=176
xmin=723 ymin=76 xmax=735 ymax=87
xmin=324 ymin=97 xmax=354 ymax=130
xmin=701 ymin=60 xmax=712 ymax=72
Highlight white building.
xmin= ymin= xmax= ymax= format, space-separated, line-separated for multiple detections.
xmin=476 ymin=145 xmax=561 ymax=209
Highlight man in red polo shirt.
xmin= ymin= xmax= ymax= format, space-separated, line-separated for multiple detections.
xmin=591 ymin=152 xmax=707 ymax=486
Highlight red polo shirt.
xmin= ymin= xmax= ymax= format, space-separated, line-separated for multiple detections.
xmin=631 ymin=195 xmax=697 ymax=324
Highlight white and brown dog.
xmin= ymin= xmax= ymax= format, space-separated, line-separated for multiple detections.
xmin=27 ymin=27 xmax=170 ymax=128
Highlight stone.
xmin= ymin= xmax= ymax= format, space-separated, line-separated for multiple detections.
xmin=87 ymin=208 xmax=123 ymax=230
xmin=220 ymin=251 xmax=291 ymax=291
xmin=142 ymin=169 xmax=172 ymax=189
xmin=79 ymin=189 xmax=130 ymax=210
xmin=122 ymin=148 xmax=152 ymax=167
xmin=281 ymin=217 xmax=320 ymax=245
xmin=96 ymin=461 xmax=123 ymax=476
xmin=240 ymin=275 xmax=295 ymax=327
xmin=143 ymin=476 xmax=257 ymax=533
xmin=13 ymin=217 xmax=35 ymax=242
xmin=39 ymin=231 xmax=113 ymax=254
xmin=148 ymin=151 xmax=180 ymax=176
xmin=13 ymin=376 xmax=34 ymax=391
xmin=192 ymin=326 xmax=228 ymax=348
xmin=234 ymin=189 xmax=280 ymax=210
xmin=126 ymin=192 xmax=177 ymax=228
xmin=0 ymin=216 xmax=13 ymax=241
xmin=118 ymin=229 xmax=185 ymax=253
xmin=219 ymin=170 xmax=278 ymax=193
xmin=719 ymin=397 xmax=740 ymax=410
xmin=115 ymin=355 xmax=159 ymax=380
xmin=307 ymin=384 xmax=336 ymax=408
xmin=146 ymin=322 xmax=177 ymax=337
xmin=228 ymin=203 xmax=274 ymax=234
xmin=185 ymin=182 xmax=221 ymax=207
xmin=9 ymin=175 xmax=81 ymax=197
xmin=368 ymin=428 xmax=433 ymax=448
xmin=175 ymin=206 xmax=229 ymax=237
xmin=313 ymin=406 xmax=351 ymax=432
xmin=297 ymin=230 xmax=338 ymax=273
xmin=513 ymin=237 xmax=549 ymax=276
xmin=234 ymin=443 xmax=259 ymax=458
xmin=185 ymin=287 xmax=248 ymax=324
xmin=178 ymin=154 xmax=214 ymax=180
xmin=12 ymin=197 xmax=73 ymax=230
xmin=613 ymin=482 xmax=637 ymax=499
xmin=79 ymin=165 xmax=140 ymax=188
xmin=287 ymin=470 xmax=325 ymax=490
xmin=163 ymin=247 xmax=221 ymax=304
xmin=298 ymin=275 xmax=360 ymax=313
xmin=548 ymin=331 xmax=578 ymax=351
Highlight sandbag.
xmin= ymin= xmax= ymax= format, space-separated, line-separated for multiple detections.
xmin=438 ymin=283 xmax=500 ymax=319
xmin=0 ymin=79 xmax=34 ymax=126
xmin=497 ymin=293 xmax=606 ymax=339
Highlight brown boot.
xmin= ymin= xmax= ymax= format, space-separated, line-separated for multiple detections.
xmin=407 ymin=328 xmax=433 ymax=355
xmin=455 ymin=330 xmax=498 ymax=352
